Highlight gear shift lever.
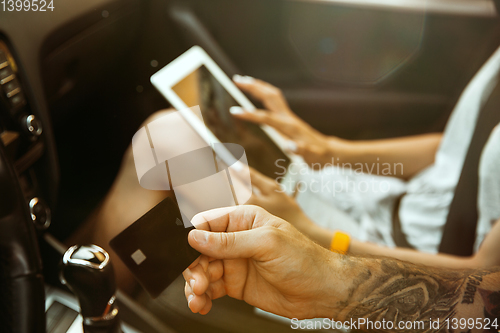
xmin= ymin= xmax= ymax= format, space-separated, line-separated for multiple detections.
xmin=60 ymin=244 xmax=121 ymax=333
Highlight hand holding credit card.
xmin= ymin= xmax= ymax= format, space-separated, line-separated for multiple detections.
xmin=109 ymin=197 xmax=200 ymax=298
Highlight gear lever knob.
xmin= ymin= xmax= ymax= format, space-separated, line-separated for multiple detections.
xmin=60 ymin=244 xmax=120 ymax=333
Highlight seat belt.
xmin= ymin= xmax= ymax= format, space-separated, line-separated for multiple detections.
xmin=439 ymin=75 xmax=500 ymax=256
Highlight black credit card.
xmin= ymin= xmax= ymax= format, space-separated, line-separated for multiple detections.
xmin=109 ymin=197 xmax=200 ymax=298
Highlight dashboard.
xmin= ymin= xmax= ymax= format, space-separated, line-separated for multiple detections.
xmin=0 ymin=1 xmax=173 ymax=332
xmin=0 ymin=0 xmax=142 ymax=211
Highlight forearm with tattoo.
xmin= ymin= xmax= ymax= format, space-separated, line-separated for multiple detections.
xmin=333 ymin=257 xmax=500 ymax=332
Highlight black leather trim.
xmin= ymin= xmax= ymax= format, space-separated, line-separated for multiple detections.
xmin=0 ymin=139 xmax=46 ymax=332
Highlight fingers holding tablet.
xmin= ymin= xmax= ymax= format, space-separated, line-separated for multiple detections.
xmin=233 ymin=74 xmax=292 ymax=114
xmin=248 ymin=167 xmax=282 ymax=195
xmin=229 ymin=106 xmax=298 ymax=139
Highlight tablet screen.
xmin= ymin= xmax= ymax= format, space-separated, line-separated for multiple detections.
xmin=172 ymin=65 xmax=290 ymax=180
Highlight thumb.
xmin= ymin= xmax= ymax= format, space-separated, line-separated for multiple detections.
xmin=294 ymin=141 xmax=308 ymax=156
xmin=285 ymin=140 xmax=307 ymax=156
xmin=188 ymin=229 xmax=263 ymax=260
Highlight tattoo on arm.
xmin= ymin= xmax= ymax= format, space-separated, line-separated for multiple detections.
xmin=461 ymin=273 xmax=485 ymax=304
xmin=479 ymin=288 xmax=500 ymax=323
xmin=339 ymin=259 xmax=499 ymax=332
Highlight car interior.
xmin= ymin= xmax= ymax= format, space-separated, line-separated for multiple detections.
xmin=1 ymin=0 xmax=500 ymax=332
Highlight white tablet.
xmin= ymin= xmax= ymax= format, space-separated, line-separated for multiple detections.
xmin=150 ymin=46 xmax=292 ymax=179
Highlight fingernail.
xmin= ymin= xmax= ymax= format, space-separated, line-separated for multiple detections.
xmin=188 ymin=294 xmax=194 ymax=305
xmin=243 ymin=75 xmax=255 ymax=83
xmin=193 ymin=230 xmax=208 ymax=245
xmin=230 ymin=106 xmax=245 ymax=115
xmin=233 ymin=74 xmax=254 ymax=84
xmin=286 ymin=140 xmax=297 ymax=153
xmin=189 ymin=279 xmax=196 ymax=291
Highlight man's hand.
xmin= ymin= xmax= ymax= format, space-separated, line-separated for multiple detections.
xmin=231 ymin=75 xmax=335 ymax=166
xmin=183 ymin=206 xmax=500 ymax=330
xmin=182 ymin=205 xmax=342 ymax=319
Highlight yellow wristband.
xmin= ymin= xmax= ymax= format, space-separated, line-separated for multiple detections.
xmin=330 ymin=231 xmax=350 ymax=254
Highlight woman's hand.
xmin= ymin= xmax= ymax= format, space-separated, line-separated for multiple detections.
xmin=182 ymin=205 xmax=343 ymax=319
xmin=246 ymin=167 xmax=315 ymax=235
xmin=231 ymin=75 xmax=336 ymax=166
